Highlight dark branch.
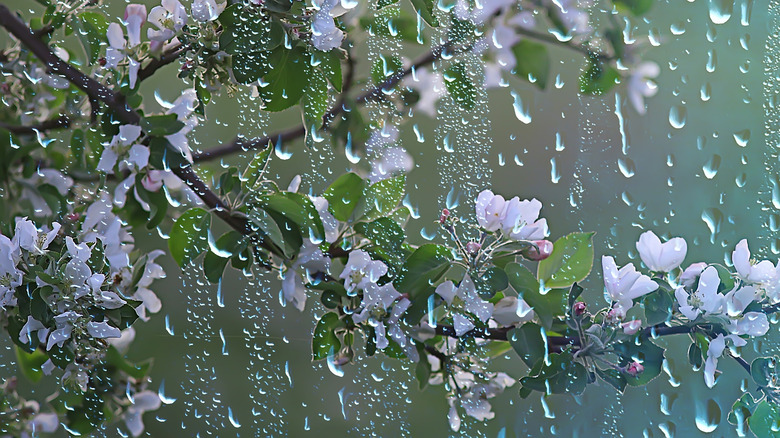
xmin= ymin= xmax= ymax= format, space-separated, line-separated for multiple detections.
xmin=0 ymin=115 xmax=70 ymax=134
xmin=137 ymin=43 xmax=186 ymax=84
xmin=192 ymin=42 xmax=453 ymax=162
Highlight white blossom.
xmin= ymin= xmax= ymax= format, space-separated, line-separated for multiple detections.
xmin=500 ymin=197 xmax=548 ymax=241
xmin=674 ymin=266 xmax=725 ymax=321
xmin=704 ymin=334 xmax=746 ymax=388
xmin=339 ymin=250 xmax=387 ymax=293
xmin=491 ymin=296 xmax=534 ymax=326
xmin=281 ymin=240 xmax=330 ymax=311
xmin=436 ymin=275 xmax=493 ymax=336
xmin=124 ymin=391 xmax=162 ymax=437
xmin=148 ymin=0 xmax=187 ymax=42
xmin=191 ymin=0 xmax=226 ymax=22
xmin=602 ymin=255 xmax=658 ymax=317
xmin=475 ymin=190 xmax=507 ymax=232
xmin=636 ymin=230 xmax=687 ymax=272
xmin=627 ymin=61 xmax=660 ymax=115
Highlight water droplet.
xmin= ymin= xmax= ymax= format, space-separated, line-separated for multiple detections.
xmin=703 ymin=155 xmax=721 ymax=179
xmin=733 ymin=129 xmax=750 ymax=147
xmin=695 ymin=399 xmax=721 ymax=433
xmin=669 ymin=105 xmax=687 ymax=129
xmin=709 ymin=0 xmax=734 ymax=24
xmin=511 ymin=91 xmax=532 ymax=124
xmin=618 ymin=157 xmax=636 ymax=178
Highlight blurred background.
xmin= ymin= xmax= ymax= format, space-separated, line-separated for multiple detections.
xmin=2 ymin=0 xmax=776 ymax=436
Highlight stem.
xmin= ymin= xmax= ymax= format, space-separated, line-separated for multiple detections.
xmin=136 ymin=43 xmax=186 ymax=84
xmin=513 ymin=27 xmax=611 ymax=61
xmin=191 ymin=42 xmax=454 ymax=162
xmin=0 ymin=115 xmax=70 ymax=134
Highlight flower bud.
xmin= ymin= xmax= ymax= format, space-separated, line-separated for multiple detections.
xmin=626 ymin=361 xmax=644 ymax=377
xmin=621 ymin=320 xmax=642 ymax=335
xmin=66 ymin=213 xmax=80 ymax=222
xmin=97 ymin=57 xmax=107 ymax=67
xmin=439 ymin=208 xmax=450 ymax=224
xmin=465 ymin=241 xmax=481 ymax=255
xmin=522 ymin=240 xmax=554 ymax=261
xmin=573 ymin=301 xmax=587 ymax=316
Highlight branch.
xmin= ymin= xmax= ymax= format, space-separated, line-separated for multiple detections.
xmin=514 ymin=27 xmax=612 ymax=61
xmin=191 ymin=42 xmax=453 ymax=162
xmin=0 ymin=115 xmax=70 ymax=134
xmin=0 ymin=5 xmax=257 ymax=241
xmin=136 ymin=43 xmax=186 ymax=84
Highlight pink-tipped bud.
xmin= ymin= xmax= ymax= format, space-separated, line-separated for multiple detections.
xmin=622 ymin=320 xmax=642 ymax=335
xmin=573 ymin=301 xmax=587 ymax=316
xmin=522 ymin=240 xmax=554 ymax=261
xmin=66 ymin=213 xmax=80 ymax=222
xmin=465 ymin=241 xmax=481 ymax=255
xmin=626 ymin=361 xmax=644 ymax=377
xmin=97 ymin=57 xmax=107 ymax=67
xmin=439 ymin=208 xmax=450 ymax=224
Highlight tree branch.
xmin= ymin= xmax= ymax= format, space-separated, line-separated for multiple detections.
xmin=0 ymin=5 xmax=255 ymax=240
xmin=0 ymin=115 xmax=70 ymax=134
xmin=191 ymin=42 xmax=453 ymax=162
xmin=137 ymin=43 xmax=186 ymax=84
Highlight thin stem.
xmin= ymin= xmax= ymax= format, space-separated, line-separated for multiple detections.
xmin=0 ymin=115 xmax=70 ymax=134
xmin=136 ymin=43 xmax=186 ymax=83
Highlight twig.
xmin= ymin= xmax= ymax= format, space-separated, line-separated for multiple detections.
xmin=0 ymin=115 xmax=70 ymax=134
xmin=137 ymin=43 xmax=186 ymax=84
xmin=191 ymin=42 xmax=453 ymax=162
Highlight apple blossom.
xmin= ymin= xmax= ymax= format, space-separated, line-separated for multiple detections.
xmin=339 ymin=250 xmax=388 ymax=293
xmin=501 ymin=197 xmax=548 ymax=241
xmin=627 ymin=61 xmax=660 ymax=115
xmin=475 ymin=190 xmax=507 ymax=232
xmin=491 ymin=296 xmax=534 ymax=326
xmin=147 ymin=0 xmax=187 ymax=42
xmin=191 ymin=0 xmax=226 ymax=23
xmin=435 ymin=276 xmax=494 ymax=336
xmin=674 ymin=266 xmax=725 ymax=321
xmin=636 ymin=230 xmax=687 ymax=272
xmin=704 ymin=334 xmax=746 ymax=388
xmin=123 ymin=391 xmax=162 ymax=437
xmin=602 ymin=255 xmax=658 ymax=317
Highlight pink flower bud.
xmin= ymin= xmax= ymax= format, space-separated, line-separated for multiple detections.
xmin=626 ymin=361 xmax=644 ymax=377
xmin=66 ymin=213 xmax=80 ymax=222
xmin=439 ymin=208 xmax=450 ymax=224
xmin=522 ymin=240 xmax=554 ymax=261
xmin=622 ymin=320 xmax=642 ymax=335
xmin=465 ymin=241 xmax=481 ymax=255
xmin=573 ymin=301 xmax=587 ymax=316
xmin=141 ymin=171 xmax=164 ymax=192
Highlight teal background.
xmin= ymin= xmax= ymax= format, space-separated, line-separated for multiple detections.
xmin=2 ymin=0 xmax=778 ymax=436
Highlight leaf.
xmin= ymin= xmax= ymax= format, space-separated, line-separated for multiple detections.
xmin=595 ymin=367 xmax=627 ymax=393
xmin=105 ymin=346 xmax=151 ymax=380
xmin=371 ymin=54 xmax=404 ymax=85
xmin=169 ymin=208 xmax=211 ymax=267
xmin=323 ymin=173 xmax=367 ymax=221
xmin=312 ymin=312 xmax=345 ymax=361
xmin=520 ymin=351 xmax=588 ymax=395
xmin=219 ymin=5 xmax=282 ymax=54
xmin=410 ymin=0 xmax=439 ymax=26
xmin=15 ymin=345 xmax=48 ymax=383
xmin=613 ymin=336 xmax=665 ymax=386
xmin=302 ymin=68 xmax=329 ymax=144
xmin=612 ymin=0 xmax=653 ymax=16
xmin=751 ymin=356 xmax=778 ymax=388
xmin=643 ymin=285 xmax=674 ymax=326
xmin=257 ymin=192 xmax=325 ymax=242
xmin=235 ymin=45 xmax=309 ymax=111
xmin=141 ymin=114 xmax=184 ymax=137
xmin=749 ymin=401 xmax=780 ymax=438
xmin=473 ymin=267 xmax=509 ymax=300
xmin=687 ymin=342 xmax=703 ymax=369
xmin=580 ymin=57 xmax=620 ymax=95
xmin=312 ymin=50 xmax=343 ymax=91
xmin=415 ymin=349 xmax=431 ymax=389
xmin=359 ymin=13 xmax=421 ymax=44
xmin=728 ymin=393 xmax=757 ymax=429
xmin=354 ymin=217 xmax=406 ymax=264
xmin=72 ymin=12 xmax=108 ymax=64
xmin=537 ymin=232 xmax=595 ymax=289
xmin=511 ymin=40 xmax=550 ymax=89
xmin=507 ymin=323 xmax=546 ymax=368
xmin=394 ymin=244 xmax=452 ymax=300
xmin=247 ymin=207 xmax=290 ymax=257
xmin=378 ymin=0 xmax=401 ymax=8
xmin=506 ymin=262 xmax=566 ymax=329
xmin=353 ymin=175 xmax=406 ymax=222
xmin=444 ymin=62 xmax=477 ymax=110
xmin=203 ymin=231 xmax=246 ymax=283
xmin=242 ymin=142 xmax=273 ymax=190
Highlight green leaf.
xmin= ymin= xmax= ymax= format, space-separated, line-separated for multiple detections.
xmin=353 ymin=175 xmax=406 ymax=222
xmin=15 ymin=346 xmax=48 ymax=383
xmin=508 ymin=323 xmax=546 ymax=368
xmin=323 ymin=173 xmax=367 ymax=222
xmin=312 ymin=50 xmax=343 ymax=91
xmin=302 ymin=68 xmax=329 ymax=143
xmin=371 ymin=54 xmax=404 ymax=85
xmin=506 ymin=262 xmax=566 ymax=329
xmin=580 ymin=57 xmax=620 ymax=95
xmin=312 ymin=312 xmax=345 ymax=361
xmin=595 ymin=367 xmax=627 ymax=393
xmin=247 ymin=207 xmax=291 ymax=257
xmin=410 ymin=0 xmax=439 ymax=26
xmin=643 ymin=285 xmax=674 ymax=325
xmin=612 ymin=0 xmax=653 ymax=16
xmin=444 ymin=62 xmax=477 ymax=110
xmin=415 ymin=349 xmax=431 ymax=389
xmin=687 ymin=342 xmax=703 ymax=369
xmin=72 ymin=12 xmax=108 ymax=64
xmin=354 ymin=217 xmax=406 ymax=264
xmin=749 ymin=401 xmax=780 ymax=438
xmin=169 ymin=208 xmax=211 ymax=267
xmin=537 ymin=232 xmax=595 ymax=289
xmin=567 ymin=283 xmax=583 ymax=312
xmin=473 ymin=267 xmax=509 ymax=300
xmin=751 ymin=356 xmax=778 ymax=388
xmin=105 ymin=346 xmax=151 ymax=380
xmin=520 ymin=351 xmax=588 ymax=395
xmin=141 ymin=114 xmax=184 ymax=137
xmin=359 ymin=13 xmax=421 ymax=44
xmin=219 ymin=5 xmax=282 ymax=54
xmin=728 ymin=393 xmax=757 ymax=431
xmin=613 ymin=336 xmax=665 ymax=386
xmin=394 ymin=244 xmax=452 ymax=300
xmin=235 ymin=45 xmax=309 ymax=111
xmin=203 ymin=231 xmax=246 ymax=283
xmin=511 ymin=40 xmax=550 ymax=90
xmin=378 ymin=0 xmax=401 ymax=8
xmin=242 ymin=142 xmax=273 ymax=190
xmin=257 ymin=192 xmax=325 ymax=242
